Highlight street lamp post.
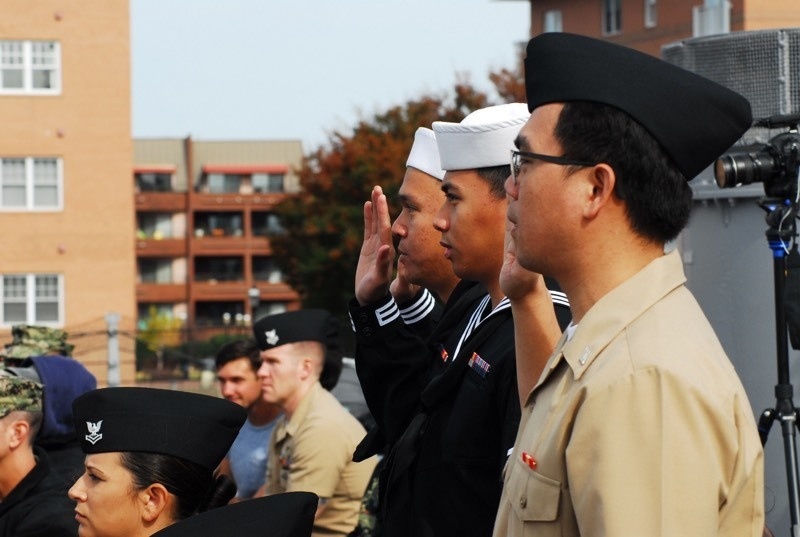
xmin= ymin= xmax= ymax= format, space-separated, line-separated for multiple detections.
xmin=248 ymin=285 xmax=261 ymax=321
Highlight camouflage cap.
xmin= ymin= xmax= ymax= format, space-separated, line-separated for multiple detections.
xmin=2 ymin=325 xmax=74 ymax=361
xmin=0 ymin=376 xmax=43 ymax=419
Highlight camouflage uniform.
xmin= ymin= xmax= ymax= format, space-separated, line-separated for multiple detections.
xmin=1 ymin=325 xmax=74 ymax=365
xmin=0 ymin=376 xmax=42 ymax=418
xmin=349 ymin=463 xmax=382 ymax=537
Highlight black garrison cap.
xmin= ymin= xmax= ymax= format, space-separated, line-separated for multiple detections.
xmin=524 ymin=32 xmax=753 ymax=180
xmin=253 ymin=309 xmax=332 ymax=351
xmin=151 ymin=492 xmax=318 ymax=537
xmin=72 ymin=387 xmax=246 ymax=470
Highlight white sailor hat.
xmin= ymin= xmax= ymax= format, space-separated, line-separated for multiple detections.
xmin=406 ymin=127 xmax=445 ymax=180
xmin=433 ymin=103 xmax=529 ymax=171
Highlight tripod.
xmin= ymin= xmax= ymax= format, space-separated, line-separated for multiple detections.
xmin=757 ymin=197 xmax=800 ymax=536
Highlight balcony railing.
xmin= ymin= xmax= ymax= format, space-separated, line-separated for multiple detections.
xmin=136 ymin=283 xmax=187 ymax=302
xmin=135 ymin=238 xmax=187 ymax=257
xmin=190 ymin=236 xmax=271 ymax=255
xmin=190 ymin=191 xmax=289 ymax=210
xmin=135 ymin=192 xmax=188 ymax=212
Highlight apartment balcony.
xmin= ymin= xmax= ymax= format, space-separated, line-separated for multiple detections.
xmin=190 ymin=191 xmax=289 ymax=210
xmin=135 ymin=192 xmax=188 ymax=212
xmin=135 ymin=238 xmax=187 ymax=257
xmin=191 ymin=280 xmax=298 ymax=302
xmin=249 ymin=235 xmax=272 ymax=254
xmin=192 ymin=280 xmax=250 ymax=301
xmin=136 ymin=283 xmax=187 ymax=303
xmin=258 ymin=282 xmax=300 ymax=302
xmin=190 ymin=235 xmax=272 ymax=255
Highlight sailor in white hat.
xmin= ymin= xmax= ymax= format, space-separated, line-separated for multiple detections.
xmin=351 ymin=104 xmax=571 ymax=537
xmin=350 ymin=125 xmax=458 ymax=535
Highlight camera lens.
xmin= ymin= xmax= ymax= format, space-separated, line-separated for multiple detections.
xmin=714 ymin=150 xmax=776 ymax=188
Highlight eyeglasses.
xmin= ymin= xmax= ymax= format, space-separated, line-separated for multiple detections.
xmin=510 ymin=149 xmax=597 ymax=186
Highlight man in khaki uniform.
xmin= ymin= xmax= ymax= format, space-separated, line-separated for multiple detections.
xmin=253 ymin=310 xmax=377 ymax=537
xmin=494 ymin=33 xmax=764 ymax=536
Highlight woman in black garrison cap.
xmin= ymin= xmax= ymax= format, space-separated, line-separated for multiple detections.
xmin=68 ymin=387 xmax=246 ymax=537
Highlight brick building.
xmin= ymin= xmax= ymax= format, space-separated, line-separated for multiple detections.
xmin=133 ymin=137 xmax=303 ymax=344
xmin=513 ymin=0 xmax=800 ymax=56
xmin=0 ymin=2 xmax=305 ymax=384
xmin=0 ymin=1 xmax=136 ymax=384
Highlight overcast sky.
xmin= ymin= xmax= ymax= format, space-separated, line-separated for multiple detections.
xmin=130 ymin=0 xmax=531 ymax=151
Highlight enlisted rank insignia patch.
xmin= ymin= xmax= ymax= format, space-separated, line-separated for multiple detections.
xmin=85 ymin=420 xmax=103 ymax=445
xmin=265 ymin=329 xmax=279 ymax=346
xmin=468 ymin=352 xmax=490 ymax=378
xmin=438 ymin=344 xmax=449 ymax=362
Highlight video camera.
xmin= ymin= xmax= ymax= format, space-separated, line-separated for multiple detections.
xmin=714 ymin=113 xmax=800 ymax=200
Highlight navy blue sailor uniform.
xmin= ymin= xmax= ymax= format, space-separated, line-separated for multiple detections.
xmin=0 ymin=447 xmax=77 ymax=537
xmin=351 ymin=281 xmax=484 ymax=452
xmin=350 ymin=278 xmax=570 ymax=537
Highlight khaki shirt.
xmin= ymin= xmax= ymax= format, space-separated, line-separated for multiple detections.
xmin=494 ymin=250 xmax=764 ymax=537
xmin=265 ymin=382 xmax=377 ymax=537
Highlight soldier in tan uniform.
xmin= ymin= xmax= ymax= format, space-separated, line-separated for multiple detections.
xmin=253 ymin=310 xmax=377 ymax=537
xmin=494 ymin=33 xmax=764 ymax=536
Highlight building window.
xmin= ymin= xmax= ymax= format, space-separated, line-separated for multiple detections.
xmin=693 ymin=0 xmax=730 ymax=36
xmin=193 ymin=211 xmax=243 ymax=237
xmin=139 ymin=259 xmax=173 ymax=284
xmin=602 ymin=0 xmax=622 ymax=35
xmin=252 ymin=172 xmax=285 ymax=193
xmin=0 ymin=40 xmax=60 ymax=94
xmin=207 ymin=173 xmax=241 ymax=193
xmin=253 ymin=256 xmax=283 ymax=283
xmin=2 ymin=274 xmax=62 ymax=325
xmin=543 ymin=10 xmax=563 ymax=33
xmin=138 ymin=213 xmax=173 ymax=239
xmin=644 ymin=0 xmax=657 ymax=28
xmin=136 ymin=172 xmax=172 ymax=192
xmin=252 ymin=212 xmax=285 ymax=236
xmin=0 ymin=157 xmax=62 ymax=210
xmin=194 ymin=256 xmax=244 ymax=282
xmin=195 ymin=301 xmax=244 ymax=327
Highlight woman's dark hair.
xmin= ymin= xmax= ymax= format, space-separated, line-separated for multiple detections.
xmin=120 ymin=452 xmax=236 ymax=520
xmin=555 ymin=101 xmax=692 ymax=243
xmin=476 ymin=164 xmax=511 ymax=199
